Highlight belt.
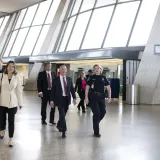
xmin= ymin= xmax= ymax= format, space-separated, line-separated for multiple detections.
xmin=93 ymin=91 xmax=105 ymax=96
xmin=62 ymin=96 xmax=68 ymax=98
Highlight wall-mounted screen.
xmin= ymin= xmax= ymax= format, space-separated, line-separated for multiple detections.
xmin=154 ymin=45 xmax=160 ymax=55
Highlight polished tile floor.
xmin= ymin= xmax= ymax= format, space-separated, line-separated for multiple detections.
xmin=0 ymin=91 xmax=160 ymax=160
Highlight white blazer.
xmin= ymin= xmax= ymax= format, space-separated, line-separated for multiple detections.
xmin=0 ymin=73 xmax=23 ymax=108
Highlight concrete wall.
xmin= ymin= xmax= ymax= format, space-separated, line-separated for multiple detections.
xmin=134 ymin=4 xmax=160 ymax=104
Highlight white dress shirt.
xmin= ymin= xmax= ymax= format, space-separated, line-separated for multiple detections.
xmin=60 ymin=75 xmax=67 ymax=96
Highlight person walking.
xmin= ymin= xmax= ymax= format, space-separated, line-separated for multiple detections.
xmin=37 ymin=62 xmax=56 ymax=125
xmin=50 ymin=65 xmax=76 ymax=138
xmin=75 ymin=71 xmax=86 ymax=113
xmin=0 ymin=60 xmax=23 ymax=147
xmin=85 ymin=64 xmax=111 ymax=137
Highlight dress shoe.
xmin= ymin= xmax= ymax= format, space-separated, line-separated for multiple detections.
xmin=42 ymin=121 xmax=47 ymax=125
xmin=62 ymin=133 xmax=66 ymax=138
xmin=56 ymin=126 xmax=62 ymax=132
xmin=8 ymin=138 xmax=13 ymax=148
xmin=94 ymin=133 xmax=101 ymax=138
xmin=82 ymin=110 xmax=86 ymax=113
xmin=49 ymin=122 xmax=56 ymax=125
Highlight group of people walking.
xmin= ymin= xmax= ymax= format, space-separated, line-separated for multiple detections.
xmin=38 ymin=63 xmax=111 ymax=138
xmin=0 ymin=60 xmax=111 ymax=147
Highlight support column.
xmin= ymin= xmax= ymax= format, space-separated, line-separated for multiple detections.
xmin=24 ymin=0 xmax=70 ymax=91
xmin=134 ymin=4 xmax=160 ymax=104
xmin=39 ymin=0 xmax=69 ymax=55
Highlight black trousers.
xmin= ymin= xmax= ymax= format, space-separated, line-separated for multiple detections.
xmin=57 ymin=97 xmax=69 ymax=132
xmin=41 ymin=90 xmax=55 ymax=122
xmin=0 ymin=107 xmax=17 ymax=138
xmin=77 ymin=90 xmax=85 ymax=111
xmin=90 ymin=95 xmax=106 ymax=134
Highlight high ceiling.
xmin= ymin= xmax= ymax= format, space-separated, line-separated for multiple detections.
xmin=0 ymin=0 xmax=44 ymax=14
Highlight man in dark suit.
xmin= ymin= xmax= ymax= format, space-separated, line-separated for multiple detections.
xmin=86 ymin=69 xmax=93 ymax=81
xmin=37 ymin=62 xmax=56 ymax=125
xmin=50 ymin=65 xmax=76 ymax=138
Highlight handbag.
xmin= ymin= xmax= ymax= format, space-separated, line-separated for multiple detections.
xmin=0 ymin=73 xmax=3 ymax=93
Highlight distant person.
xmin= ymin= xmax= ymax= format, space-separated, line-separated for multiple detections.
xmin=37 ymin=62 xmax=56 ymax=125
xmin=50 ymin=65 xmax=76 ymax=138
xmin=85 ymin=64 xmax=111 ymax=138
xmin=75 ymin=71 xmax=87 ymax=113
xmin=86 ymin=70 xmax=93 ymax=108
xmin=86 ymin=69 xmax=93 ymax=80
xmin=0 ymin=60 xmax=23 ymax=147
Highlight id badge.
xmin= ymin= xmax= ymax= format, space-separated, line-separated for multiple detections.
xmin=91 ymin=84 xmax=94 ymax=89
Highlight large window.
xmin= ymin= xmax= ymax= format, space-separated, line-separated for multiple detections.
xmin=129 ymin=0 xmax=160 ymax=46
xmin=3 ymin=0 xmax=60 ymax=57
xmin=104 ymin=1 xmax=139 ymax=47
xmin=82 ymin=6 xmax=114 ymax=49
xmin=56 ymin=0 xmax=160 ymax=52
xmin=67 ymin=11 xmax=91 ymax=51
xmin=0 ymin=16 xmax=10 ymax=37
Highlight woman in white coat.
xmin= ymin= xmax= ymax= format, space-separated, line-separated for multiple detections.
xmin=0 ymin=60 xmax=23 ymax=147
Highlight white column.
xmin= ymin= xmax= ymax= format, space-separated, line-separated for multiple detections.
xmin=134 ymin=4 xmax=160 ymax=104
xmin=39 ymin=0 xmax=69 ymax=55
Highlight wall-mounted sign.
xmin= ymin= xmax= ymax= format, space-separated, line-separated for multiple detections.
xmin=154 ymin=45 xmax=160 ymax=55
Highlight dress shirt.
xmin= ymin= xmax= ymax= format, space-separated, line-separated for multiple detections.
xmin=46 ymin=71 xmax=52 ymax=89
xmin=60 ymin=75 xmax=67 ymax=96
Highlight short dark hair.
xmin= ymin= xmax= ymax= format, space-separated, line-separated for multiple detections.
xmin=4 ymin=61 xmax=17 ymax=75
xmin=88 ymin=69 xmax=93 ymax=73
xmin=44 ymin=62 xmax=51 ymax=67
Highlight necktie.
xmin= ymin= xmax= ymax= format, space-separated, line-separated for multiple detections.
xmin=48 ymin=73 xmax=51 ymax=89
xmin=63 ymin=77 xmax=67 ymax=95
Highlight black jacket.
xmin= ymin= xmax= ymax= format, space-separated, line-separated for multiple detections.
xmin=50 ymin=76 xmax=76 ymax=106
xmin=75 ymin=77 xmax=87 ymax=93
xmin=37 ymin=71 xmax=56 ymax=93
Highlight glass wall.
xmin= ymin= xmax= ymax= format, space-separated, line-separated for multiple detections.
xmin=2 ymin=0 xmax=60 ymax=57
xmin=56 ymin=0 xmax=160 ymax=52
xmin=0 ymin=16 xmax=10 ymax=37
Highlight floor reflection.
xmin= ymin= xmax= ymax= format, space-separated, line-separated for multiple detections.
xmin=0 ymin=91 xmax=160 ymax=160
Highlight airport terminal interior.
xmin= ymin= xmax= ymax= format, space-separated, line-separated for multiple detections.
xmin=1 ymin=0 xmax=160 ymax=159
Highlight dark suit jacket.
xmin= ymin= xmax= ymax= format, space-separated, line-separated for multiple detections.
xmin=37 ymin=70 xmax=56 ymax=93
xmin=50 ymin=76 xmax=76 ymax=106
xmin=75 ymin=77 xmax=87 ymax=94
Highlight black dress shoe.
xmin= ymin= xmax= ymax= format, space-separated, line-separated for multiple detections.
xmin=9 ymin=144 xmax=13 ymax=148
xmin=82 ymin=110 xmax=86 ymax=113
xmin=42 ymin=121 xmax=47 ymax=125
xmin=56 ymin=126 xmax=62 ymax=132
xmin=62 ymin=133 xmax=66 ymax=138
xmin=94 ymin=133 xmax=101 ymax=138
xmin=49 ymin=122 xmax=56 ymax=125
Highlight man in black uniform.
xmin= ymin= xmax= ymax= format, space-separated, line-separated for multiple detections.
xmin=85 ymin=64 xmax=111 ymax=137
